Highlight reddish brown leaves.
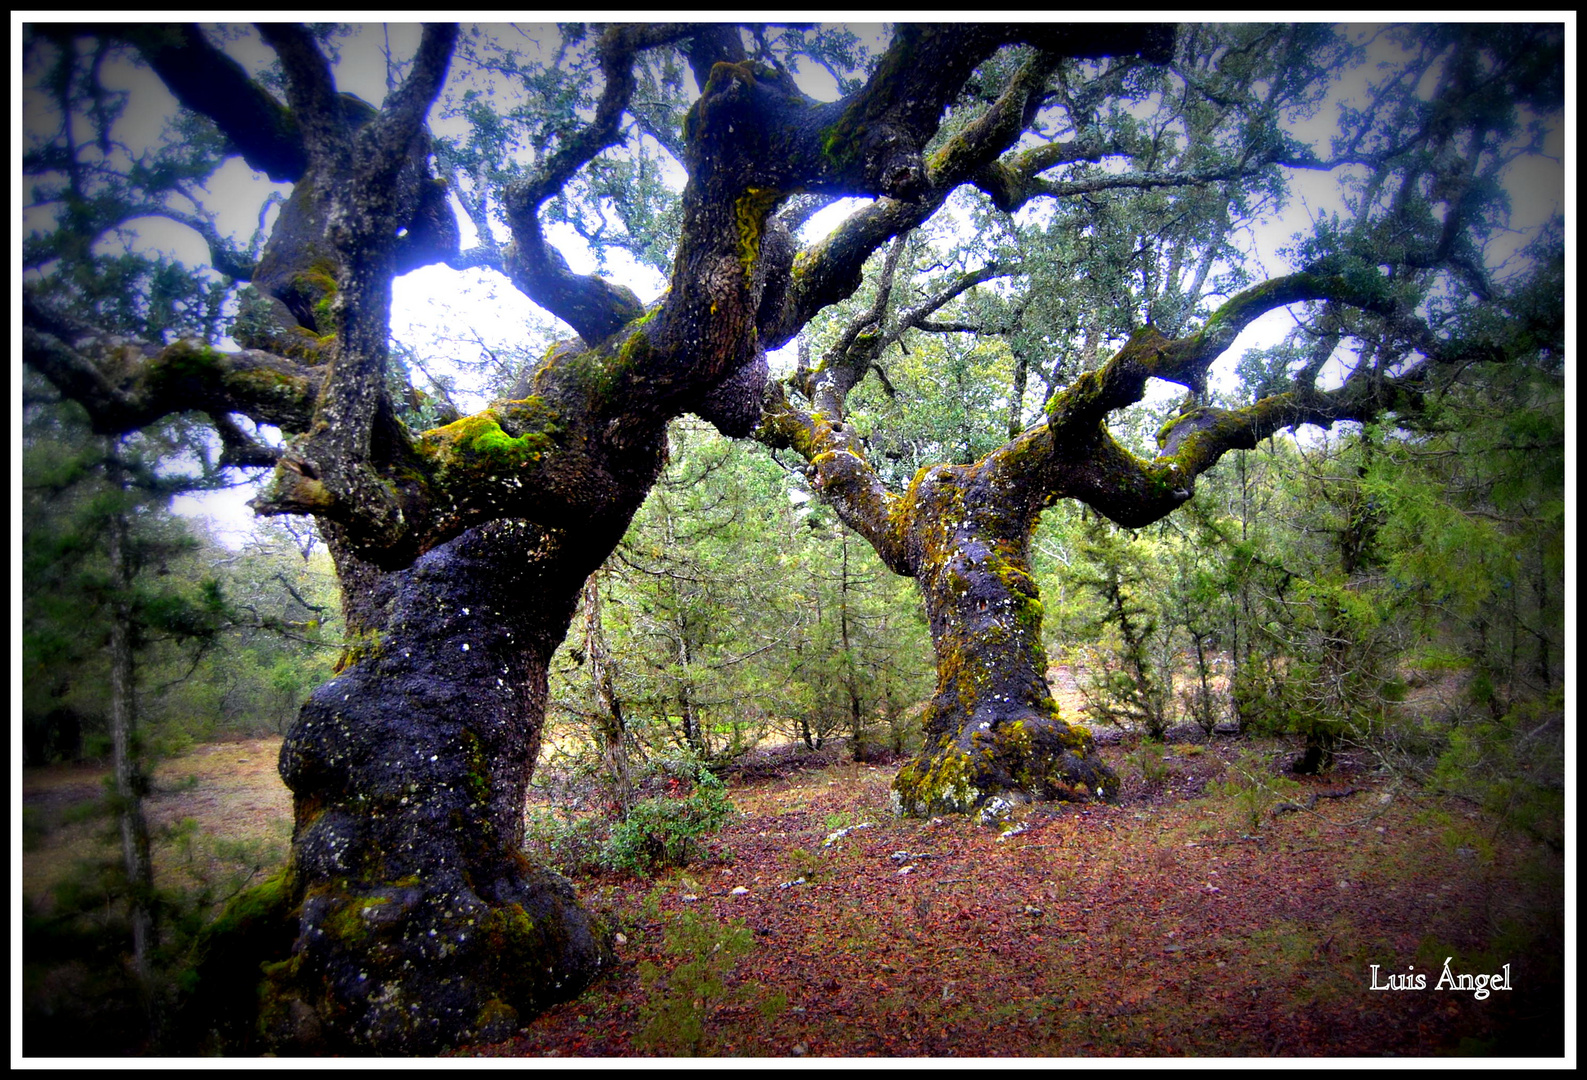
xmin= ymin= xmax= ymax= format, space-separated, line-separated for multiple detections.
xmin=480 ymin=741 xmax=1561 ymax=1058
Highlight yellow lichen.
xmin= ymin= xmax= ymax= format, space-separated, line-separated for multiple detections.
xmin=734 ymin=186 xmax=782 ymax=277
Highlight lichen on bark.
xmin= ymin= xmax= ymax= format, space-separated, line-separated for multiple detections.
xmin=760 ymin=389 xmax=1120 ymax=818
xmin=28 ymin=21 xmax=1274 ymax=1055
xmin=264 ymin=520 xmax=616 ymax=1054
xmin=889 ymin=460 xmax=1118 ymax=816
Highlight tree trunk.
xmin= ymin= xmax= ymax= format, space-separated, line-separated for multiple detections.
xmin=889 ymin=464 xmax=1118 ymax=817
xmin=29 ymin=23 xmax=1203 ymax=1052
xmin=768 ymin=265 xmax=1428 ymax=815
xmin=260 ymin=519 xmax=616 ymax=1054
xmin=839 ymin=534 xmax=868 ymax=760
xmin=105 ymin=455 xmax=157 ymax=993
xmin=581 ymin=573 xmax=633 ymax=817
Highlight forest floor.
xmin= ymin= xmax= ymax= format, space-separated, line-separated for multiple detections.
xmin=20 ymin=731 xmax=1566 ymax=1060
xmin=21 ymin=736 xmax=294 ymax=909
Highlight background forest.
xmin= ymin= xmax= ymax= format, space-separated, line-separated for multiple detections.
xmin=18 ymin=19 xmax=1565 ymax=1059
xmin=20 ymin=351 xmax=1566 ymax=1054
xmin=23 ymin=358 xmax=1567 ymax=823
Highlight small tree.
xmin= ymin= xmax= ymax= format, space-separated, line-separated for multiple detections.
xmin=22 ymin=411 xmax=232 ymax=1036
xmin=1072 ymin=517 xmax=1176 ymax=739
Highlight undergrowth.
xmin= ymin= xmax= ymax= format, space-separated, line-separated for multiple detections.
xmin=634 ymin=890 xmax=758 ymax=1055
xmin=1208 ymin=749 xmax=1301 ymax=832
xmin=526 ymin=757 xmax=736 ymax=876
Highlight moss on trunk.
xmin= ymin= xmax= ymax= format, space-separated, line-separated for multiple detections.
xmin=255 ymin=520 xmax=619 ymax=1054
xmin=889 ymin=462 xmax=1118 ymax=816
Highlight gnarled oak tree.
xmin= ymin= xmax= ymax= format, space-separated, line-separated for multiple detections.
xmin=22 ymin=21 xmax=1562 ymax=1053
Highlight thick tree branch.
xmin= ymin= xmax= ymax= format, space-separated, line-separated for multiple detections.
xmin=254 ymin=24 xmax=343 ymax=160
xmin=681 ymin=24 xmax=748 ymax=93
xmin=244 ymin=26 xmax=463 ymax=559
xmin=515 ymin=25 xmax=692 ymax=209
xmin=59 ymin=24 xmax=1175 ymax=572
xmin=763 ymin=26 xmax=1168 ymax=349
xmin=499 ymin=25 xmax=691 ymax=345
xmin=22 ymin=316 xmax=321 ymax=437
xmin=1056 ymin=369 xmax=1405 ymax=529
xmin=993 ymin=260 xmax=1534 ymax=530
xmin=915 ymin=319 xmax=983 ymax=335
xmin=211 ymin=412 xmax=285 ymax=468
xmin=114 ymin=23 xmax=306 ymax=181
xmin=1040 ymin=266 xmax=1399 ymax=438
xmin=762 ymin=46 xmax=1053 ymax=349
xmin=447 ymin=244 xmax=504 ymax=273
xmin=1026 ymin=164 xmax=1249 ymax=202
xmin=759 ymin=246 xmax=1023 ymax=583
xmin=365 ymin=24 xmax=459 ymax=160
xmin=499 ymin=219 xmax=646 ymax=346
xmin=757 ymin=386 xmax=911 ymax=575
xmin=971 ymin=134 xmax=1111 ymax=212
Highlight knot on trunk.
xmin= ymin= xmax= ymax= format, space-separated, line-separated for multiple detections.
xmin=863 ymin=124 xmax=928 ymax=201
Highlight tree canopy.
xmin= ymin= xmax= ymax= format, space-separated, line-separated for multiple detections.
xmin=20 ymin=20 xmax=1564 ymax=1054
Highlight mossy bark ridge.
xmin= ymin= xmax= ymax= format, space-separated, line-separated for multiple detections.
xmin=267 ymin=520 xmax=613 ymax=1054
xmin=893 ymin=461 xmax=1117 ymax=814
xmin=30 ymin=22 xmax=1136 ymax=1052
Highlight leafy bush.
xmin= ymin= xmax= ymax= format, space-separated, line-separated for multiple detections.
xmin=1077 ymin=646 xmax=1175 ymax=740
xmin=23 ymin=813 xmax=291 ymax=1055
xmin=1430 ymin=689 xmax=1564 ymax=853
xmin=523 ymin=809 xmax=607 ymax=876
xmin=1179 ymin=675 xmax=1225 ymax=737
xmin=599 ymin=762 xmax=734 ymax=875
xmin=1209 ymin=750 xmax=1301 ymax=833
xmin=1127 ymin=742 xmax=1169 ymax=786
xmin=22 ymin=806 xmax=48 ymax=852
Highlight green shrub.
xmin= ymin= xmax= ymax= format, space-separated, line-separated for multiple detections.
xmin=1128 ymin=741 xmax=1169 ymax=786
xmin=1209 ymin=750 xmax=1300 ymax=832
xmin=1431 ymin=689 xmax=1564 ymax=852
xmin=523 ymin=809 xmax=607 ymax=876
xmin=600 ymin=764 xmax=734 ymax=875
xmin=635 ymin=896 xmax=755 ymax=1055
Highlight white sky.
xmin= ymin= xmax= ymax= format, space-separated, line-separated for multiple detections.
xmin=12 ymin=18 xmax=1571 ymax=546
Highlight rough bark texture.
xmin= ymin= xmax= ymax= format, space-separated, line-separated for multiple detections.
xmin=759 ymin=398 xmax=1119 ymax=817
xmin=259 ymin=519 xmax=619 ymax=1054
xmin=890 ymin=463 xmax=1117 ymax=815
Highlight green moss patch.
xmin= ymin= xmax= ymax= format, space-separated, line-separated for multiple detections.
xmin=416 ymin=398 xmax=561 ymax=480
